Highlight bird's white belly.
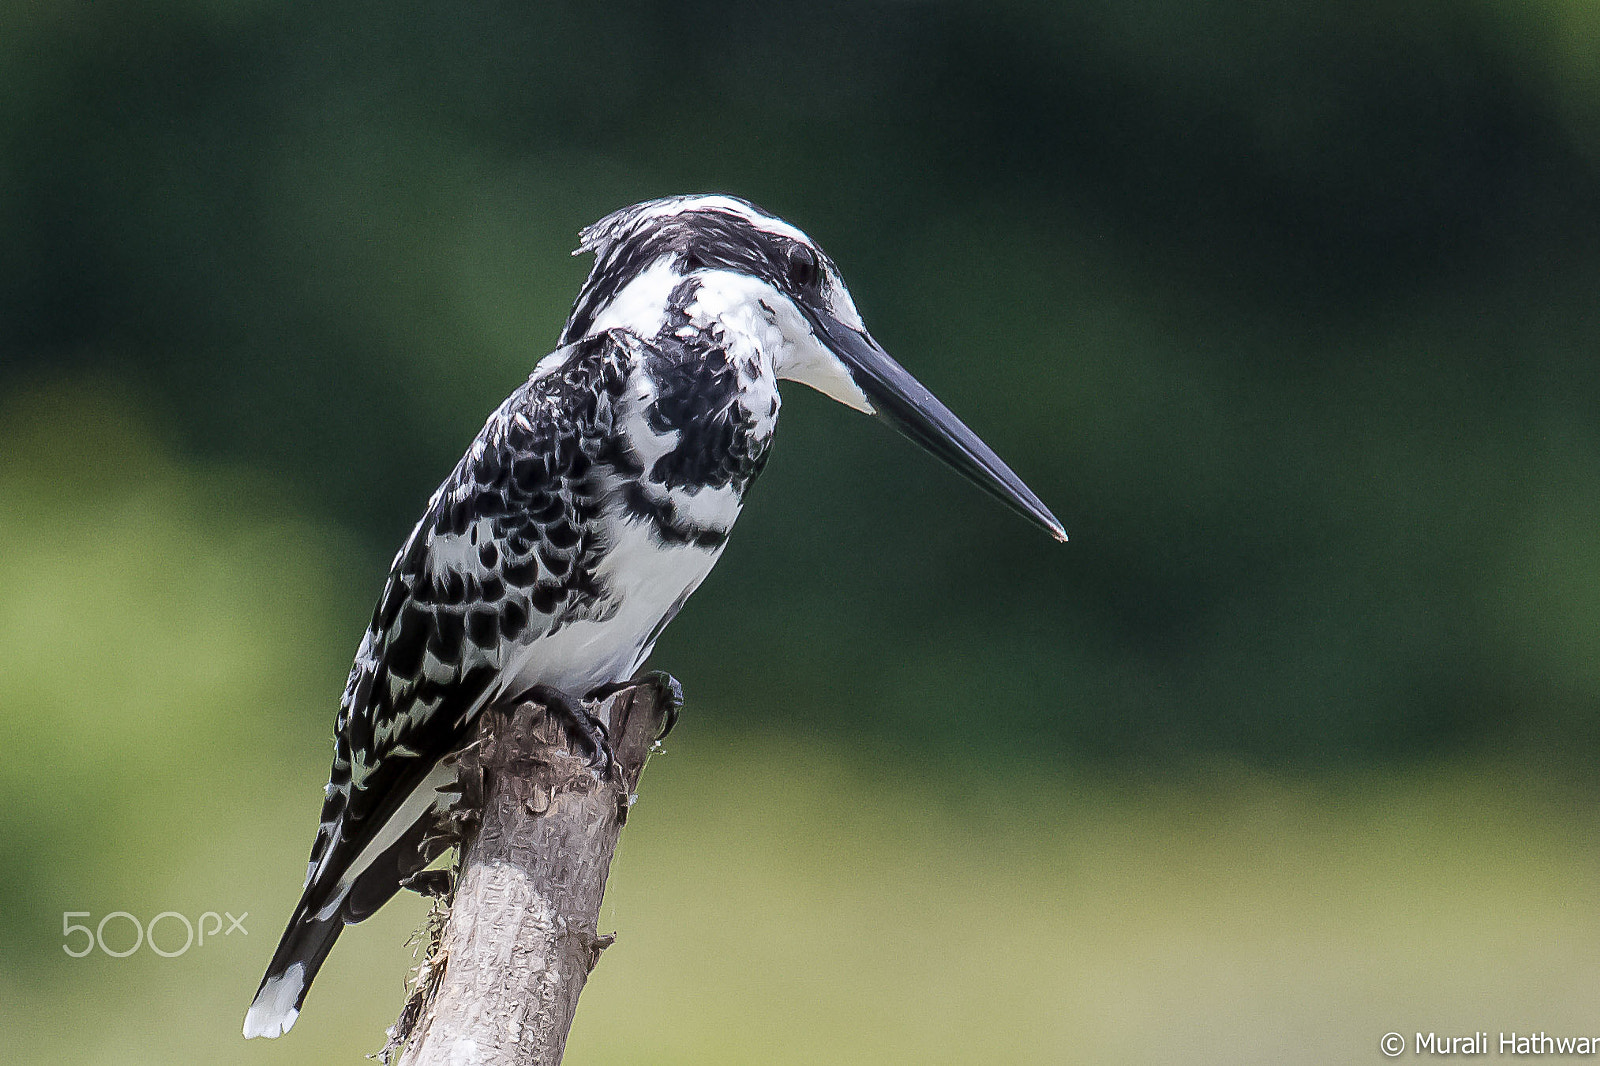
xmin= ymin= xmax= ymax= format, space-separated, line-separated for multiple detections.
xmin=498 ymin=507 xmax=726 ymax=697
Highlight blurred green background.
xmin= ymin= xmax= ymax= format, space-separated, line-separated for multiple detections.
xmin=4 ymin=1 xmax=1600 ymax=1062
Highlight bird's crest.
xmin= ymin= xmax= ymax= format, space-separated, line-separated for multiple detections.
xmin=574 ymin=193 xmax=808 ymax=260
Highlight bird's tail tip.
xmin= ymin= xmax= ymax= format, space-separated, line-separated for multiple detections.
xmin=243 ymin=963 xmax=306 ymax=1039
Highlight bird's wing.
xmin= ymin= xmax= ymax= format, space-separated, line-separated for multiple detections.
xmin=314 ymin=329 xmax=636 ymax=892
xmin=246 ymin=330 xmax=637 ymax=1037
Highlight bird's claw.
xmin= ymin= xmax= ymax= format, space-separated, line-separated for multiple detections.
xmin=638 ymin=671 xmax=684 ymax=741
xmin=564 ymin=701 xmax=616 ymax=776
xmin=586 ymin=671 xmax=684 ymax=741
xmin=514 ymin=684 xmax=617 ymax=776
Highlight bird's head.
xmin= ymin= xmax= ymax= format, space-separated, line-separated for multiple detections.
xmin=562 ymin=194 xmax=1066 ymax=542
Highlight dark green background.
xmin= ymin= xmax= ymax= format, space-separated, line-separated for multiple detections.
xmin=8 ymin=0 xmax=1599 ymax=767
xmin=7 ymin=0 xmax=1600 ymax=765
xmin=4 ymin=3 xmax=1599 ymax=1062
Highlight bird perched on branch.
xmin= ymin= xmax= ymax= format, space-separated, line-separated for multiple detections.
xmin=244 ymin=194 xmax=1065 ymax=1039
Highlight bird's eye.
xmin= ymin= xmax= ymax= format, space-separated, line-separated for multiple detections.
xmin=785 ymin=244 xmax=820 ymax=290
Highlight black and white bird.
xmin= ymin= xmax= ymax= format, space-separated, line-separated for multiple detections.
xmin=244 ymin=194 xmax=1065 ymax=1039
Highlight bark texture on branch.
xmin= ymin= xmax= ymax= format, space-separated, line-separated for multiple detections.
xmin=391 ymin=684 xmax=670 ymax=1066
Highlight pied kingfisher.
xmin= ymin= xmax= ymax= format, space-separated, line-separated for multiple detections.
xmin=244 ymin=194 xmax=1065 ymax=1039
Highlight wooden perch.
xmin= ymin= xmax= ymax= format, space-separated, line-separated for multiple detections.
xmin=389 ymin=682 xmax=672 ymax=1066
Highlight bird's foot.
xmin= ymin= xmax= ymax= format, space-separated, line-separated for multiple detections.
xmin=586 ymin=670 xmax=684 ymax=741
xmin=516 ymin=684 xmax=616 ymax=776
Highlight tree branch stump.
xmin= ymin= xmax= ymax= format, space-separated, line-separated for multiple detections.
xmin=390 ymin=683 xmax=671 ymax=1066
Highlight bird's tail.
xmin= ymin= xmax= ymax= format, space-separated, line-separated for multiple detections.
xmin=242 ymin=886 xmax=347 ymax=1039
xmin=245 ymin=751 xmax=465 ymax=1039
xmin=244 ymin=773 xmax=453 ymax=1039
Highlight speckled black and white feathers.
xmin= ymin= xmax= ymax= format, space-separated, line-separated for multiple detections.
xmin=247 ymin=316 xmax=783 ymax=1036
xmin=334 ymin=320 xmax=771 ymax=863
xmin=318 ymin=333 xmax=630 ymax=868
xmin=644 ymin=279 xmax=776 ymax=491
xmin=247 ymin=194 xmax=926 ymax=1040
xmin=563 ymin=195 xmax=842 ymax=347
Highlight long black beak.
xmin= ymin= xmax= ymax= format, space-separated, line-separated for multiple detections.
xmin=809 ymin=309 xmax=1067 ymax=543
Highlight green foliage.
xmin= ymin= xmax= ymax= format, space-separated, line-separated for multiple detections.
xmin=0 ymin=384 xmax=351 ymax=947
xmin=0 ymin=387 xmax=1595 ymax=1060
xmin=4 ymin=2 xmax=1598 ymax=766
xmin=4 ymin=6 xmax=1599 ymax=1059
